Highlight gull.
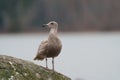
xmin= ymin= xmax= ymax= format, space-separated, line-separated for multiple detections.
xmin=34 ymin=21 xmax=62 ymax=71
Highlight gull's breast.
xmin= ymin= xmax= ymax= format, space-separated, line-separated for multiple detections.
xmin=47 ymin=37 xmax=62 ymax=57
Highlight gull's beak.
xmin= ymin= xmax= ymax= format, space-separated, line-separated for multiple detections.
xmin=42 ymin=24 xmax=48 ymax=27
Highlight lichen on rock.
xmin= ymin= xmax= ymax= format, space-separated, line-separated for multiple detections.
xmin=0 ymin=55 xmax=71 ymax=80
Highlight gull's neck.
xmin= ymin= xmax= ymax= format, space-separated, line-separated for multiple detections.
xmin=49 ymin=27 xmax=58 ymax=36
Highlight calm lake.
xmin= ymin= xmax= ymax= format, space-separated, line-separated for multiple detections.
xmin=0 ymin=32 xmax=120 ymax=80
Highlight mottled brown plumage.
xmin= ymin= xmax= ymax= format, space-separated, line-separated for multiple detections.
xmin=34 ymin=21 xmax=62 ymax=70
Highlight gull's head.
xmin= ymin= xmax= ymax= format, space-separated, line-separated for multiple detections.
xmin=42 ymin=21 xmax=58 ymax=29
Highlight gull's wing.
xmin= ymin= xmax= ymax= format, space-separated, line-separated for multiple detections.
xmin=34 ymin=40 xmax=48 ymax=60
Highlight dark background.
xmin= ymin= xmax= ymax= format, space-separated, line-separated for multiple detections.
xmin=0 ymin=0 xmax=120 ymax=33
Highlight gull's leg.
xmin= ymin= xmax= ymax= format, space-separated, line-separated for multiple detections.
xmin=52 ymin=57 xmax=54 ymax=71
xmin=46 ymin=58 xmax=48 ymax=68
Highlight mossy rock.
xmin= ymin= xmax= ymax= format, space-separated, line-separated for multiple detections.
xmin=0 ymin=55 xmax=71 ymax=80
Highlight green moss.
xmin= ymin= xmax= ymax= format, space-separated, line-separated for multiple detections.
xmin=0 ymin=55 xmax=71 ymax=80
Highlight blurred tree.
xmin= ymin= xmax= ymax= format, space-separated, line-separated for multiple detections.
xmin=0 ymin=0 xmax=120 ymax=32
xmin=0 ymin=0 xmax=34 ymax=32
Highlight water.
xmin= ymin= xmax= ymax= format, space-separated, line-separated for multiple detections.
xmin=0 ymin=32 xmax=120 ymax=80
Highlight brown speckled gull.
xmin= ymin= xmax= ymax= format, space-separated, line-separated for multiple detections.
xmin=34 ymin=21 xmax=62 ymax=71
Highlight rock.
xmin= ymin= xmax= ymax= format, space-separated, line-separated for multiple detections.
xmin=0 ymin=55 xmax=71 ymax=80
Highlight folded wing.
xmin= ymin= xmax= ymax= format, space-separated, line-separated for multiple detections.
xmin=34 ymin=40 xmax=48 ymax=60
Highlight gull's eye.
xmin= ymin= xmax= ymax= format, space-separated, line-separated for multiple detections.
xmin=51 ymin=22 xmax=54 ymax=25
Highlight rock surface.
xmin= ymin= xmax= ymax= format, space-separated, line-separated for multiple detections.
xmin=0 ymin=55 xmax=71 ymax=80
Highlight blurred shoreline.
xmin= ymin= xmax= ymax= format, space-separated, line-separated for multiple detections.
xmin=0 ymin=30 xmax=120 ymax=35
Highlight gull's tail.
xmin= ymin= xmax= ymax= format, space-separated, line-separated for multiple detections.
xmin=33 ymin=55 xmax=45 ymax=60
